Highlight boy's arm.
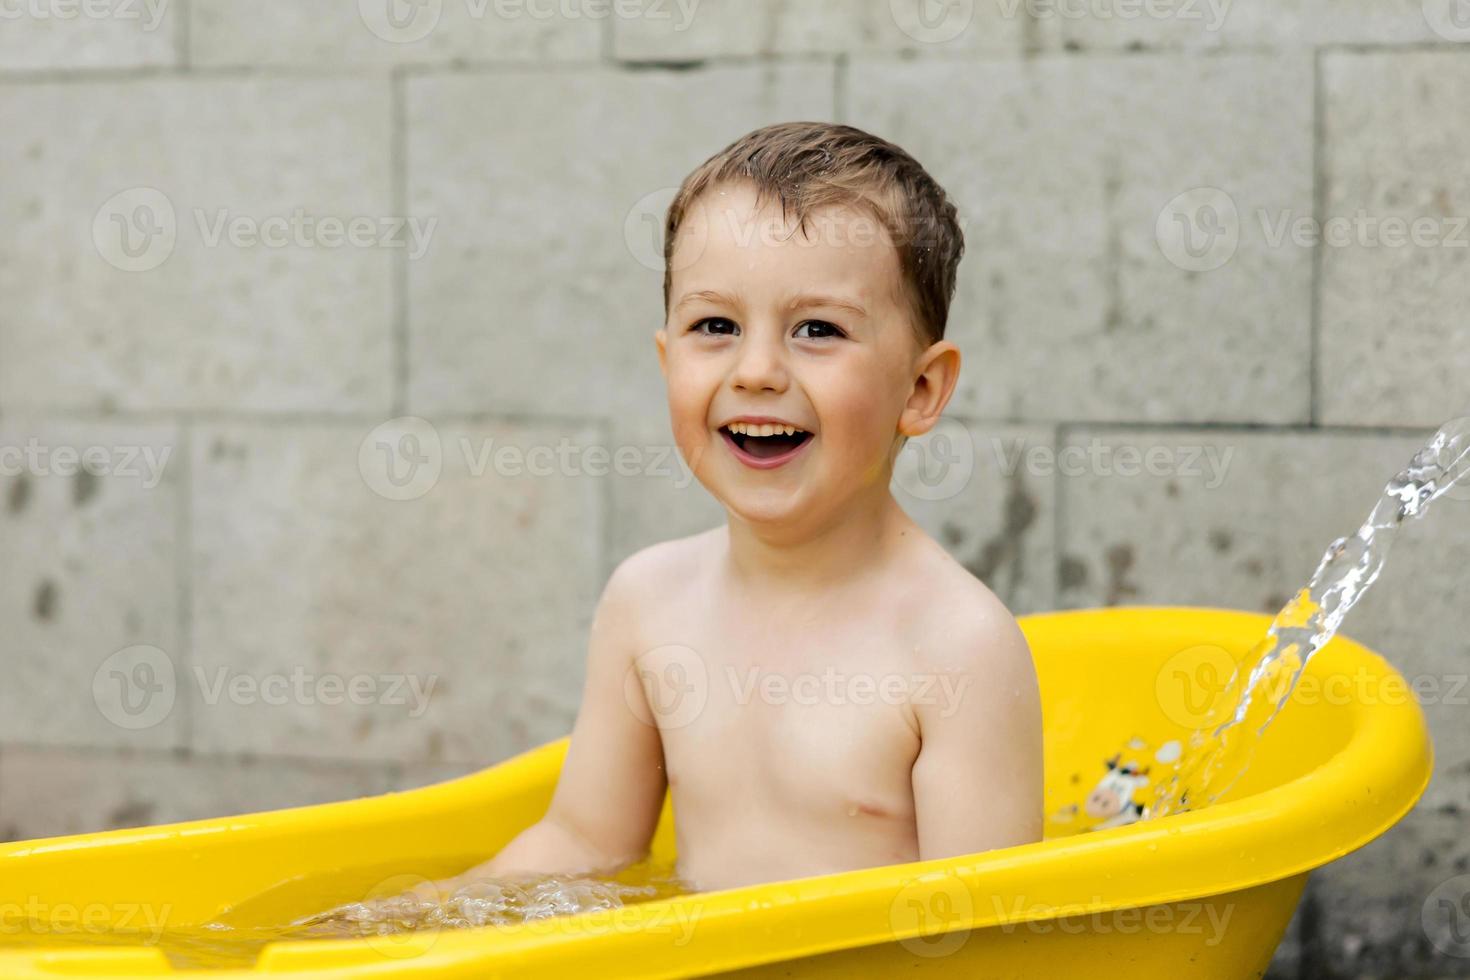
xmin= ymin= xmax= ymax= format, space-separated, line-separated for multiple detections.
xmin=909 ymin=612 xmax=1044 ymax=861
xmin=442 ymin=554 xmax=669 ymax=886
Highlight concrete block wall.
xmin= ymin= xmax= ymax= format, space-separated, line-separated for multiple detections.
xmin=1 ymin=1 xmax=1467 ymax=974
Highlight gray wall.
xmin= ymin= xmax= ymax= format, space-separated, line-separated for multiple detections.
xmin=2 ymin=1 xmax=1469 ymax=975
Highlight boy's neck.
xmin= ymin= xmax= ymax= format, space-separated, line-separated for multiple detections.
xmin=721 ymin=487 xmax=918 ymax=597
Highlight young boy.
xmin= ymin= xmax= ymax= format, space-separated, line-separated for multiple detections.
xmin=437 ymin=121 xmax=1042 ymax=894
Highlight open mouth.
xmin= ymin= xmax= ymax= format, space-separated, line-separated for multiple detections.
xmin=718 ymin=422 xmax=813 ymax=464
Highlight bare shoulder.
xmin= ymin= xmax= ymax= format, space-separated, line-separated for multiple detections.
xmin=901 ymin=533 xmax=1035 ymax=684
xmin=601 ymin=525 xmax=723 ymax=619
xmin=606 ymin=524 xmax=721 ymax=592
xmin=898 ymin=540 xmax=1041 ymax=762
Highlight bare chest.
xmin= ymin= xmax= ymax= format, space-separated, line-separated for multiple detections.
xmin=637 ymin=617 xmax=924 ymax=822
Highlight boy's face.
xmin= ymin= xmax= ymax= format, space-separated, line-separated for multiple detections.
xmin=656 ymin=180 xmax=956 ymax=530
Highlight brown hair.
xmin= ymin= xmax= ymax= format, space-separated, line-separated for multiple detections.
xmin=662 ymin=121 xmax=965 ymax=348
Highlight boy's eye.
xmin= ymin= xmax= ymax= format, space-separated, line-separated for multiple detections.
xmin=794 ymin=319 xmax=845 ymax=340
xmin=691 ymin=317 xmax=738 ymax=336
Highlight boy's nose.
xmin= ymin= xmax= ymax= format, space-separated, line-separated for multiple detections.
xmin=729 ymin=328 xmax=790 ymax=393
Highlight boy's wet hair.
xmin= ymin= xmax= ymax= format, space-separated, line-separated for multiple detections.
xmin=662 ymin=121 xmax=966 ymax=349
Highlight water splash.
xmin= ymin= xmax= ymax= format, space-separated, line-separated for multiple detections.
xmin=294 ymin=863 xmax=690 ymax=938
xmin=1148 ymin=416 xmax=1470 ymax=819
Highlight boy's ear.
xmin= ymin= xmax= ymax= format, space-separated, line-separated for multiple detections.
xmin=898 ymin=340 xmax=961 ymax=438
xmin=654 ymin=327 xmax=668 ymax=379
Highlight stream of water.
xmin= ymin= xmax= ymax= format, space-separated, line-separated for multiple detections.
xmin=1146 ymin=416 xmax=1470 ymax=819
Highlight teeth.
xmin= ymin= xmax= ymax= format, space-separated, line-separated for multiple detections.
xmin=726 ymin=421 xmax=805 ymax=437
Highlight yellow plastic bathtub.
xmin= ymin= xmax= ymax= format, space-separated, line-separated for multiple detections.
xmin=0 ymin=607 xmax=1432 ymax=978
